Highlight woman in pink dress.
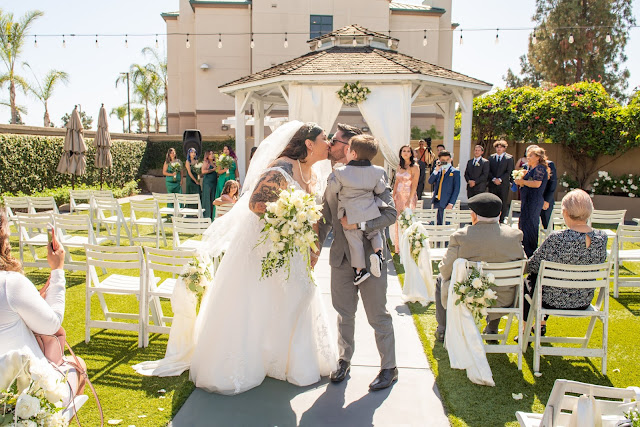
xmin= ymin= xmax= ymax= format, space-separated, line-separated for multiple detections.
xmin=392 ymin=145 xmax=420 ymax=252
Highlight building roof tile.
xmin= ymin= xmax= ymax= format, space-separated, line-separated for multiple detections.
xmin=389 ymin=2 xmax=446 ymax=14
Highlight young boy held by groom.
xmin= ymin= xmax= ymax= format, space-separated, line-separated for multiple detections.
xmin=327 ymin=135 xmax=387 ymax=285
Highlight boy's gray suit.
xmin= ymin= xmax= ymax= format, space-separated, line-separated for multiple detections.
xmin=326 ymin=162 xmax=387 ymax=269
xmin=319 ymin=168 xmax=397 ymax=369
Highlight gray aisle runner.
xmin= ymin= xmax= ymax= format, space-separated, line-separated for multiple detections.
xmin=170 ymin=240 xmax=449 ymax=427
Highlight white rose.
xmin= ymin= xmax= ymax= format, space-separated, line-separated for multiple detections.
xmin=269 ymin=230 xmax=280 ymax=243
xmin=415 ymin=241 xmax=421 ymax=248
xmin=44 ymin=379 xmax=66 ymax=404
xmin=471 ymin=278 xmax=483 ymax=289
xmin=458 ymin=285 xmax=468 ymax=294
xmin=297 ymin=211 xmax=307 ymax=223
xmin=413 ymin=248 xmax=420 ymax=255
xmin=276 ymin=242 xmax=285 ymax=251
xmin=562 ymin=182 xmax=569 ymax=188
xmin=17 ymin=420 xmax=38 ymax=427
xmin=16 ymin=393 xmax=41 ymax=419
xmin=630 ymin=193 xmax=636 ymax=198
xmin=281 ymin=223 xmax=290 ymax=235
xmin=629 ymin=180 xmax=633 ymax=185
xmin=465 ymin=296 xmax=474 ymax=304
xmin=43 ymin=411 xmax=67 ymax=427
xmin=292 ymin=220 xmax=302 ymax=231
xmin=486 ymin=273 xmax=495 ymax=283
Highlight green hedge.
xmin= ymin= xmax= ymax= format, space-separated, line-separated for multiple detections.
xmin=0 ymin=134 xmax=235 ymax=195
xmin=1 ymin=181 xmax=140 ymax=206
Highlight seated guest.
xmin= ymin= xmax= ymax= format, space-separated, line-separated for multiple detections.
xmin=522 ymin=189 xmax=607 ymax=336
xmin=0 ymin=209 xmax=81 ymax=405
xmin=213 ymin=179 xmax=239 ymax=209
xmin=434 ymin=193 xmax=526 ymax=342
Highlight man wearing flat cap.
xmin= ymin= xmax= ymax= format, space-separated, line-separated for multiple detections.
xmin=433 ymin=193 xmax=526 ymax=342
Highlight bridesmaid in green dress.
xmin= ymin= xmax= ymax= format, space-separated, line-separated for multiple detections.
xmin=185 ymin=148 xmax=201 ymax=209
xmin=201 ymin=150 xmax=218 ymax=219
xmin=163 ymin=148 xmax=182 ymax=210
xmin=215 ymin=145 xmax=237 ymax=199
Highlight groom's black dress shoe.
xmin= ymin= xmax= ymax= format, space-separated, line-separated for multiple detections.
xmin=369 ymin=367 xmax=398 ymax=391
xmin=330 ymin=359 xmax=350 ymax=383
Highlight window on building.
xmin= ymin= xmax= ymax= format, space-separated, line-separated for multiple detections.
xmin=310 ymin=15 xmax=333 ymax=39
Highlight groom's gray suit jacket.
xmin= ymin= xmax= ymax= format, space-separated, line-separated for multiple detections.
xmin=318 ymin=173 xmax=398 ymax=369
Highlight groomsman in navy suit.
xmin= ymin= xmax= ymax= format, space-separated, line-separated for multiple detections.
xmin=428 ymin=150 xmax=461 ymax=225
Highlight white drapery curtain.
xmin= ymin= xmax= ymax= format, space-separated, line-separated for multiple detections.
xmin=358 ymin=84 xmax=412 ymax=169
xmin=288 ymin=84 xmax=344 ymax=132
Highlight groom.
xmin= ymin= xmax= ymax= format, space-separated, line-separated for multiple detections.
xmin=317 ymin=123 xmax=398 ymax=391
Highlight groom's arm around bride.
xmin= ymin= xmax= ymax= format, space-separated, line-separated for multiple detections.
xmin=317 ymin=124 xmax=399 ymax=391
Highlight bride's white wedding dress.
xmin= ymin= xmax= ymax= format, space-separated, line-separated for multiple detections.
xmin=189 ymin=166 xmax=336 ymax=394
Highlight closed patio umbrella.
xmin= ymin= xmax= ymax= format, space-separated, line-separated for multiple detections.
xmin=56 ymin=105 xmax=87 ymax=188
xmin=94 ymin=104 xmax=113 ymax=189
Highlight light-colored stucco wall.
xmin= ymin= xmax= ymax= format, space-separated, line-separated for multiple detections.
xmin=165 ymin=0 xmax=454 ymax=135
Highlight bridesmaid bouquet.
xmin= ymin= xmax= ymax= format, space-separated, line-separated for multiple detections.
xmin=217 ymin=154 xmax=234 ymax=173
xmin=407 ymin=227 xmax=428 ymax=265
xmin=257 ymin=187 xmax=323 ymax=281
xmin=511 ymin=169 xmax=527 ymax=192
xmin=0 ymin=352 xmax=69 ymax=426
xmin=398 ymin=208 xmax=416 ymax=231
xmin=192 ymin=162 xmax=204 ymax=183
xmin=169 ymin=160 xmax=181 ymax=182
xmin=453 ymin=267 xmax=498 ymax=326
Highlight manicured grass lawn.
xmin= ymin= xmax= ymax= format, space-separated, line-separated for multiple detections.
xmin=395 ymin=234 xmax=640 ymax=427
xmin=10 ymin=200 xmax=197 ymax=427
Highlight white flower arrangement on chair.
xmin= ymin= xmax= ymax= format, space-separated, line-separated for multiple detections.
xmin=453 ymin=266 xmax=498 ymax=326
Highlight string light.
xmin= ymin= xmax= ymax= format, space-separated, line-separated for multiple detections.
xmin=317 ymin=39 xmax=322 ymax=48
xmin=423 ymin=30 xmax=427 ymax=46
xmin=218 ymin=33 xmax=222 ymax=48
xmin=495 ymin=29 xmax=499 ymax=44
xmin=62 ymin=35 xmax=66 ymax=48
xmin=568 ymin=33 xmax=574 ymax=44
xmin=250 ymin=33 xmax=254 ymax=49
xmin=388 ymin=30 xmax=393 ymax=47
xmin=352 ymin=35 xmax=357 ymax=46
xmin=185 ymin=33 xmax=190 ymax=48
xmin=34 ymin=35 xmax=37 ymax=48
xmin=605 ymin=33 xmax=612 ymax=43
xmin=155 ymin=34 xmax=159 ymax=49
xmin=532 ymin=32 xmax=537 ymax=45
xmin=459 ymin=30 xmax=463 ymax=45
xmin=125 ymin=34 xmax=128 ymax=48
xmin=284 ymin=32 xmax=288 ymax=48
xmin=95 ymin=34 xmax=98 ymax=48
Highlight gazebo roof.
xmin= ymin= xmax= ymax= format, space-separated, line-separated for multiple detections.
xmin=307 ymin=23 xmax=399 ymax=44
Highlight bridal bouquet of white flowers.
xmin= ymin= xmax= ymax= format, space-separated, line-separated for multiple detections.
xmin=398 ymin=208 xmax=416 ymax=231
xmin=257 ymin=187 xmax=323 ymax=281
xmin=406 ymin=227 xmax=428 ymax=265
xmin=453 ymin=267 xmax=498 ymax=326
xmin=1 ymin=353 xmax=69 ymax=426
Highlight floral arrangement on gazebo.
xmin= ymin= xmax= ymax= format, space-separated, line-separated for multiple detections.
xmin=337 ymin=81 xmax=371 ymax=106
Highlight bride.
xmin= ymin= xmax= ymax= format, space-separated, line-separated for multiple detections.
xmin=187 ymin=121 xmax=337 ymax=394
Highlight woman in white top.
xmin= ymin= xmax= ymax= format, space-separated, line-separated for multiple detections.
xmin=0 ymin=208 xmax=78 ymax=403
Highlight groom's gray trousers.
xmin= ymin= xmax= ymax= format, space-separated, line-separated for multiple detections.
xmin=319 ymin=184 xmax=397 ymax=370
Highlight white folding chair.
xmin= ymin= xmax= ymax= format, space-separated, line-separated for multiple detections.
xmin=522 ymin=260 xmax=611 ymax=374
xmin=612 ymin=224 xmax=640 ymax=298
xmin=172 ymin=217 xmax=211 ymax=250
xmin=92 ymin=190 xmax=114 ymax=199
xmin=129 ymin=200 xmax=167 ymax=248
xmin=93 ymin=196 xmax=132 ymax=246
xmin=53 ymin=213 xmax=107 ymax=271
xmin=84 ymin=245 xmax=146 ymax=347
xmin=471 ymin=260 xmax=527 ymax=370
xmin=69 ymin=190 xmax=92 ymax=215
xmin=443 ymin=209 xmax=472 ymax=229
xmin=27 ymin=196 xmax=59 ymax=214
xmin=414 ymin=208 xmax=438 ymax=225
xmin=152 ymin=192 xmax=177 ymax=219
xmin=516 ymin=379 xmax=640 ymax=427
xmin=423 ymin=224 xmax=457 ymax=263
xmin=508 ymin=200 xmax=521 ymax=228
xmin=143 ymin=247 xmax=197 ymax=346
xmin=16 ymin=213 xmax=53 ymax=268
xmin=214 ymin=204 xmax=233 ymax=219
xmin=589 ymin=209 xmax=626 ymax=240
xmin=3 ymin=196 xmax=30 ymax=237
xmin=175 ymin=193 xmax=204 ymax=218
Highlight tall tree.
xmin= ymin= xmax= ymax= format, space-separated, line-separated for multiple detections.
xmin=110 ymin=104 xmax=128 ymax=133
xmin=142 ymin=46 xmax=167 ymax=122
xmin=131 ymin=107 xmax=145 ymax=133
xmin=0 ymin=9 xmax=44 ymax=124
xmin=24 ymin=65 xmax=69 ymax=127
xmin=506 ymin=0 xmax=635 ymax=99
xmin=116 ymin=64 xmax=158 ymax=134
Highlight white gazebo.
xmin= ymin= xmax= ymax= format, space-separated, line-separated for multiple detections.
xmin=219 ymin=24 xmax=492 ymax=202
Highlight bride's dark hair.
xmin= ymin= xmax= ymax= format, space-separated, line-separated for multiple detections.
xmin=278 ymin=122 xmax=323 ymax=163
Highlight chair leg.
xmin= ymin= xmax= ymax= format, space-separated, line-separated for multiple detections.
xmin=582 ymin=316 xmax=597 ymax=349
xmin=85 ymin=286 xmax=91 ymax=344
xmin=97 ymin=293 xmax=111 ymax=322
xmin=613 ymin=258 xmax=619 ymax=298
xmin=601 ymin=315 xmax=608 ymax=375
xmin=533 ymin=309 xmax=542 ymax=373
xmin=502 ymin=313 xmax=514 ymax=345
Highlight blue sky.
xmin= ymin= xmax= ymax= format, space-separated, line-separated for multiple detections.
xmin=1 ymin=0 xmax=638 ymax=131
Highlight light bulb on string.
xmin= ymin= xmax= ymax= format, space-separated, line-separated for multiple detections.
xmin=495 ymin=29 xmax=499 ymax=44
xmin=423 ymin=30 xmax=427 ymax=47
xmin=532 ymin=32 xmax=537 ymax=45
xmin=218 ymin=33 xmax=222 ymax=49
xmin=34 ymin=36 xmax=37 ymax=48
xmin=284 ymin=32 xmax=288 ymax=48
xmin=186 ymin=33 xmax=190 ymax=48
xmin=62 ymin=35 xmax=66 ymax=48
xmin=317 ymin=39 xmax=322 ymax=48
xmin=250 ymin=34 xmax=255 ymax=49
xmin=125 ymin=35 xmax=128 ymax=48
xmin=352 ymin=36 xmax=357 ymax=46
xmin=459 ymin=30 xmax=463 ymax=45
xmin=387 ymin=31 xmax=392 ymax=48
xmin=155 ymin=34 xmax=159 ymax=49
xmin=605 ymin=33 xmax=612 ymax=43
xmin=568 ymin=33 xmax=574 ymax=44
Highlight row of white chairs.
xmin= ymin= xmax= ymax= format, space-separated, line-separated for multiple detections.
xmin=84 ymin=245 xmax=199 ymax=348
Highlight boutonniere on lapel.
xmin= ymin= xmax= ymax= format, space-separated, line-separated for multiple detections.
xmin=449 ymin=172 xmax=454 ymax=177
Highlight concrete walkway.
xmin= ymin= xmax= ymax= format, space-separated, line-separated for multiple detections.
xmin=170 ymin=239 xmax=449 ymax=427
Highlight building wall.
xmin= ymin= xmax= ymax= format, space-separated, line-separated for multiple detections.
xmin=165 ymin=0 xmax=454 ymax=135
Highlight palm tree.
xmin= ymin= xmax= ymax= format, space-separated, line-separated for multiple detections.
xmin=0 ymin=9 xmax=44 ymax=124
xmin=142 ymin=46 xmax=167 ymax=120
xmin=116 ymin=64 xmax=158 ymax=134
xmin=110 ymin=104 xmax=128 ymax=133
xmin=150 ymin=80 xmax=164 ymax=133
xmin=24 ymin=65 xmax=69 ymax=127
xmin=131 ymin=107 xmax=145 ymax=133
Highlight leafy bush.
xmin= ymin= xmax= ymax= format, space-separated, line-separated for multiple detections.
xmin=591 ymin=171 xmax=639 ymax=198
xmin=1 ymin=180 xmax=140 ymax=206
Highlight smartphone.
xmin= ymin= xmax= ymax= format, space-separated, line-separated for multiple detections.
xmin=47 ymin=224 xmax=59 ymax=251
